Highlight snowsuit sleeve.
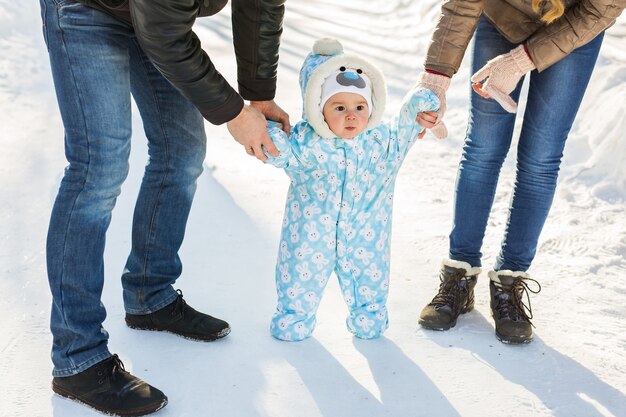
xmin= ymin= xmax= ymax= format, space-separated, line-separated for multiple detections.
xmin=388 ymin=88 xmax=440 ymax=158
xmin=263 ymin=122 xmax=292 ymax=169
xmin=264 ymin=121 xmax=305 ymax=171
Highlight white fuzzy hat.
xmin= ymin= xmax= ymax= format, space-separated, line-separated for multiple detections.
xmin=320 ymin=69 xmax=373 ymax=116
xmin=299 ymin=38 xmax=386 ymax=139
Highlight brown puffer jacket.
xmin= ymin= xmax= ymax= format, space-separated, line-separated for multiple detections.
xmin=425 ymin=0 xmax=626 ymax=76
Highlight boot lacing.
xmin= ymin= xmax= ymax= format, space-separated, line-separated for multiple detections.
xmin=430 ymin=269 xmax=471 ymax=316
xmin=492 ymin=277 xmax=541 ymax=326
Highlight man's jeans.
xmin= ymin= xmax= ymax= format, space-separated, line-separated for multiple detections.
xmin=449 ymin=17 xmax=603 ymax=272
xmin=41 ymin=0 xmax=206 ymax=376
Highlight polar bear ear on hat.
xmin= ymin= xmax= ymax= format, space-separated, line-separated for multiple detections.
xmin=312 ymin=38 xmax=343 ymax=56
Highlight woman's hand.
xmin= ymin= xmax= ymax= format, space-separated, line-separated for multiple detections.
xmin=471 ymin=45 xmax=535 ymax=113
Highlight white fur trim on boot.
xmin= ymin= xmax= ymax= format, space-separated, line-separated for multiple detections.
xmin=442 ymin=258 xmax=481 ymax=276
xmin=488 ymin=269 xmax=530 ymax=284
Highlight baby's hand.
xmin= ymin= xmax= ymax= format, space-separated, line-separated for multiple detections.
xmin=268 ymin=121 xmax=284 ymax=131
xmin=416 ymin=111 xmax=437 ymax=139
xmin=264 ymin=121 xmax=291 ymax=167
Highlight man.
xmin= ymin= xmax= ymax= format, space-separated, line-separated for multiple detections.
xmin=40 ymin=0 xmax=289 ymax=415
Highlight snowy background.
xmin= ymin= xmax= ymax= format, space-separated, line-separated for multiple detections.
xmin=1 ymin=1 xmax=625 ymax=416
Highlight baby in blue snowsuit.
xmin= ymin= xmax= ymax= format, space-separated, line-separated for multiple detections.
xmin=266 ymin=39 xmax=439 ymax=341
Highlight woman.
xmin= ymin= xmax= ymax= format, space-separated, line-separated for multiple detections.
xmin=415 ymin=0 xmax=625 ymax=344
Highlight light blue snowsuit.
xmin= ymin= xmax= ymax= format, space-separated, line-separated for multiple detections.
xmin=267 ymin=87 xmax=439 ymax=341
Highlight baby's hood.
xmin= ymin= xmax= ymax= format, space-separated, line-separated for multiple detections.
xmin=299 ymin=38 xmax=387 ymax=139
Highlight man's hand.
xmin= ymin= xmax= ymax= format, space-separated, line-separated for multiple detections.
xmin=251 ymin=100 xmax=291 ymax=136
xmin=226 ymin=104 xmax=280 ymax=161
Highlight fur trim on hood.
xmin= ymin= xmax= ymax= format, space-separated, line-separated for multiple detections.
xmin=299 ymin=38 xmax=387 ymax=139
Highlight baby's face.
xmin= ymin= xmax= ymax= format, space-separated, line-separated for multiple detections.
xmin=322 ymin=92 xmax=369 ymax=139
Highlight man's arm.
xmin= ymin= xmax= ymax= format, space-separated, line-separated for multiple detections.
xmin=129 ymin=0 xmax=244 ymax=125
xmin=232 ymin=0 xmax=286 ymax=101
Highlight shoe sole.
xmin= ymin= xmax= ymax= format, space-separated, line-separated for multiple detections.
xmin=418 ymin=318 xmax=457 ymax=331
xmin=52 ymin=383 xmax=167 ymax=416
xmin=495 ymin=331 xmax=533 ymax=345
xmin=126 ymin=323 xmax=231 ymax=342
xmin=418 ymin=306 xmax=474 ymax=331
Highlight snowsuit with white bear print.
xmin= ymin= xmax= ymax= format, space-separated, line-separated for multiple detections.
xmin=267 ymin=88 xmax=439 ymax=341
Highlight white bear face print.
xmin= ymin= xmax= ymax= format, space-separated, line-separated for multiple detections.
xmin=278 ymin=263 xmax=291 ymax=283
xmin=355 ymin=211 xmax=371 ymax=226
xmin=286 ymin=282 xmax=305 ymax=299
xmin=303 ymin=291 xmax=320 ymax=307
xmin=331 ymin=153 xmax=346 ymax=169
xmin=319 ymin=213 xmax=335 ymax=232
xmin=295 ymin=262 xmax=312 ymax=281
xmin=293 ymin=322 xmax=310 ymax=339
xmin=277 ymin=315 xmax=295 ymax=331
xmin=376 ymin=208 xmax=389 ymax=226
xmin=359 ymin=223 xmax=376 ymax=242
xmin=311 ymin=252 xmax=330 ymax=270
xmin=312 ymin=143 xmax=329 ymax=164
xmin=288 ymin=299 xmax=306 ymax=315
xmin=354 ymin=247 xmax=374 ymax=265
xmin=376 ymin=230 xmax=388 ymax=251
xmin=279 ymin=240 xmax=292 ymax=261
xmin=312 ymin=183 xmax=327 ymax=201
xmin=323 ymin=234 xmax=336 ymax=250
xmin=343 ymin=290 xmax=355 ymax=306
xmin=303 ymin=202 xmax=322 ymax=219
xmin=314 ymin=273 xmax=329 ymax=288
xmin=289 ymin=224 xmax=300 ymax=243
xmin=294 ymin=242 xmax=314 ymax=260
xmin=355 ymin=314 xmax=375 ymax=331
xmin=290 ymin=201 xmax=302 ymax=221
xmin=364 ymin=263 xmax=383 ymax=282
xmin=311 ymin=168 xmax=327 ymax=180
xmin=327 ymin=173 xmax=341 ymax=188
xmin=297 ymin=185 xmax=311 ymax=202
xmin=357 ymin=286 xmax=378 ymax=302
xmin=304 ymin=222 xmax=320 ymax=242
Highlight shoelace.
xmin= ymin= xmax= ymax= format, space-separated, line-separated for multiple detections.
xmin=430 ymin=269 xmax=468 ymax=315
xmin=170 ymin=289 xmax=187 ymax=317
xmin=96 ymin=354 xmax=127 ymax=385
xmin=493 ymin=277 xmax=541 ymax=326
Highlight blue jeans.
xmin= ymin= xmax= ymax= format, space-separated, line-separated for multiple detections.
xmin=41 ymin=0 xmax=206 ymax=376
xmin=449 ymin=17 xmax=603 ymax=272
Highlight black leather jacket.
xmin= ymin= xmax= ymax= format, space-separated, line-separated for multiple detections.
xmin=78 ymin=0 xmax=285 ymax=124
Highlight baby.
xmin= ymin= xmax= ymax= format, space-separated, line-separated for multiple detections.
xmin=266 ymin=38 xmax=439 ymax=341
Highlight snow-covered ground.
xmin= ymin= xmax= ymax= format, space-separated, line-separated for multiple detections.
xmin=1 ymin=1 xmax=625 ymax=416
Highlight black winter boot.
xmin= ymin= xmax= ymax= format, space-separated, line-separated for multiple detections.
xmin=419 ymin=259 xmax=481 ymax=330
xmin=126 ymin=290 xmax=230 ymax=341
xmin=52 ymin=354 xmax=167 ymax=416
xmin=489 ymin=270 xmax=541 ymax=344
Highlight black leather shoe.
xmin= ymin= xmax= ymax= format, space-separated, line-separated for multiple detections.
xmin=126 ymin=290 xmax=231 ymax=341
xmin=52 ymin=354 xmax=167 ymax=416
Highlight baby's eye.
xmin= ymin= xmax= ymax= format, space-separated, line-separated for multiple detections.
xmin=336 ymin=106 xmax=345 ymax=111
xmin=356 ymin=105 xmax=366 ymax=111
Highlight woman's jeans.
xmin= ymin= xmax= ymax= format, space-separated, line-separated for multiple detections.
xmin=41 ymin=0 xmax=206 ymax=376
xmin=449 ymin=17 xmax=603 ymax=272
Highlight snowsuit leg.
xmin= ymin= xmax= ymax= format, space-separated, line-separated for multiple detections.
xmin=336 ymin=220 xmax=390 ymax=339
xmin=270 ymin=188 xmax=337 ymax=341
